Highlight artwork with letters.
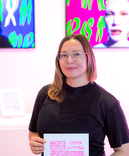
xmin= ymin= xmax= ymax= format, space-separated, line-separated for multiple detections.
xmin=44 ymin=133 xmax=89 ymax=156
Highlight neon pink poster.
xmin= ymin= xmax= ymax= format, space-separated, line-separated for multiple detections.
xmin=66 ymin=0 xmax=129 ymax=48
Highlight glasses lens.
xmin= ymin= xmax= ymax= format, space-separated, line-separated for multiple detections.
xmin=57 ymin=51 xmax=85 ymax=62
xmin=72 ymin=52 xmax=82 ymax=61
xmin=57 ymin=53 xmax=60 ymax=60
xmin=57 ymin=53 xmax=68 ymax=62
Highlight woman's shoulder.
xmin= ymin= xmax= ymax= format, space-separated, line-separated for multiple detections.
xmin=38 ymin=84 xmax=50 ymax=96
xmin=93 ymin=83 xmax=121 ymax=122
xmin=36 ymin=84 xmax=51 ymax=101
xmin=94 ymin=82 xmax=118 ymax=106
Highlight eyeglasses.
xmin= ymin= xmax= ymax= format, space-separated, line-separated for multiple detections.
xmin=57 ymin=51 xmax=87 ymax=62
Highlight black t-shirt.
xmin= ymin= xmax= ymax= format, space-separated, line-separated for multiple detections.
xmin=29 ymin=82 xmax=129 ymax=156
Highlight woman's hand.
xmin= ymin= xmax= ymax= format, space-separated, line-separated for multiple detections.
xmin=29 ymin=131 xmax=46 ymax=154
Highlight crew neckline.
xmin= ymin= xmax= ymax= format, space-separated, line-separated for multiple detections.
xmin=66 ymin=82 xmax=96 ymax=94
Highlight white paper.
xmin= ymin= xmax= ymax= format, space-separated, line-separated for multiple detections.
xmin=0 ymin=88 xmax=25 ymax=117
xmin=44 ymin=133 xmax=89 ymax=156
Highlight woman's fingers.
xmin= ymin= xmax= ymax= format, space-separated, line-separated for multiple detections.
xmin=31 ymin=137 xmax=46 ymax=144
xmin=30 ymin=144 xmax=44 ymax=154
xmin=29 ymin=137 xmax=46 ymax=154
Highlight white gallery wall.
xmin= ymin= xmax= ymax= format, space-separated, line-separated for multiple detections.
xmin=0 ymin=0 xmax=129 ymax=125
xmin=0 ymin=0 xmax=129 ymax=155
xmin=0 ymin=0 xmax=65 ymax=116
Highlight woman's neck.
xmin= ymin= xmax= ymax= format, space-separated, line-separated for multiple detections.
xmin=66 ymin=77 xmax=89 ymax=87
xmin=105 ymin=38 xmax=129 ymax=47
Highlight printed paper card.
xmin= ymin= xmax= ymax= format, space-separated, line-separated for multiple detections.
xmin=0 ymin=88 xmax=25 ymax=117
xmin=44 ymin=133 xmax=89 ymax=156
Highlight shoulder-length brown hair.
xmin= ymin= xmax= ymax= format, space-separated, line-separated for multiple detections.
xmin=48 ymin=34 xmax=97 ymax=103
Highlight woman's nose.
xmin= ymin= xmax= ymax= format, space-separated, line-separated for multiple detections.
xmin=112 ymin=15 xmax=120 ymax=26
xmin=67 ymin=55 xmax=74 ymax=63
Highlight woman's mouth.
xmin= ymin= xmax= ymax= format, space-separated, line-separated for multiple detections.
xmin=111 ymin=29 xmax=122 ymax=35
xmin=66 ymin=67 xmax=77 ymax=71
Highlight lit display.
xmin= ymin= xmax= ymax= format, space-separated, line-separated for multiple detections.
xmin=66 ymin=0 xmax=129 ymax=48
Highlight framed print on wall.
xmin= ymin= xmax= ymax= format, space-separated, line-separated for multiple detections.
xmin=0 ymin=0 xmax=35 ymax=48
xmin=66 ymin=0 xmax=129 ymax=48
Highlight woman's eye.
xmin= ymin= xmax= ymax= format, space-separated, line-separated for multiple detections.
xmin=61 ymin=54 xmax=67 ymax=57
xmin=74 ymin=53 xmax=81 ymax=57
xmin=121 ymin=12 xmax=128 ymax=16
xmin=105 ymin=12 xmax=113 ymax=16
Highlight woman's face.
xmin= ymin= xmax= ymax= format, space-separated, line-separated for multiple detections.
xmin=105 ymin=0 xmax=129 ymax=42
xmin=59 ymin=39 xmax=88 ymax=85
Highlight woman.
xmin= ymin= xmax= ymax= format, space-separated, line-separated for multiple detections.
xmin=29 ymin=34 xmax=129 ymax=155
xmin=94 ymin=0 xmax=129 ymax=48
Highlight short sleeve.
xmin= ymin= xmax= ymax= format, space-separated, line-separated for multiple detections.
xmin=29 ymin=85 xmax=49 ymax=132
xmin=105 ymin=101 xmax=129 ymax=148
